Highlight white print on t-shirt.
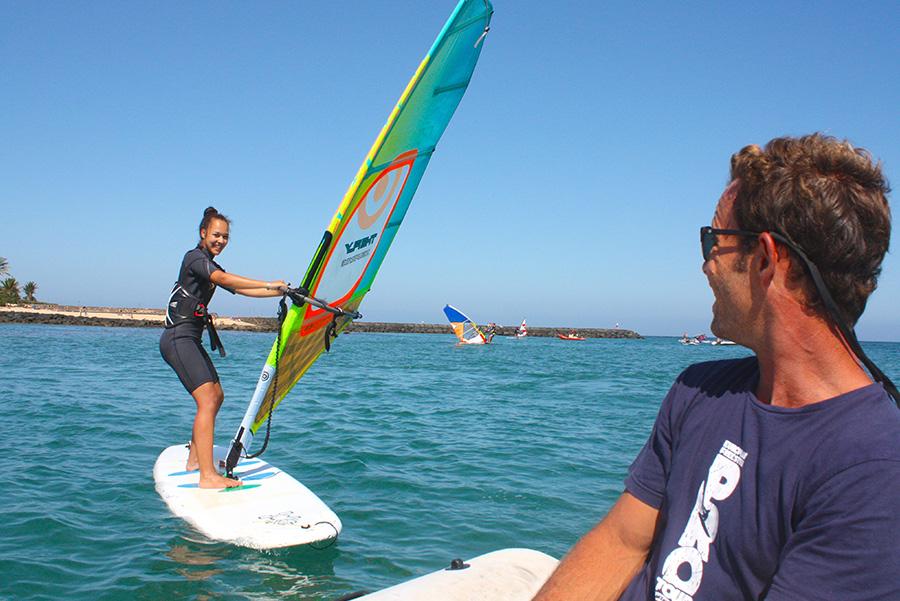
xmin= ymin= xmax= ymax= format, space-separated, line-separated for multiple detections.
xmin=655 ymin=440 xmax=748 ymax=601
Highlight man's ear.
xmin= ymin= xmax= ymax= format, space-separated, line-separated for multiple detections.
xmin=756 ymin=232 xmax=781 ymax=287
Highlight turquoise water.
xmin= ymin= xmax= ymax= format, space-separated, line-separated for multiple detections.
xmin=1 ymin=324 xmax=896 ymax=600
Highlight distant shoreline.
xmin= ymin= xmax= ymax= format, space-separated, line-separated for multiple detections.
xmin=0 ymin=304 xmax=643 ymax=339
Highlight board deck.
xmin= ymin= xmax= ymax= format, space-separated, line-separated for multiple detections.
xmin=153 ymin=443 xmax=341 ymax=549
xmin=354 ymin=548 xmax=558 ymax=600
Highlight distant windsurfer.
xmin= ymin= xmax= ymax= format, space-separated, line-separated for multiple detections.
xmin=487 ymin=322 xmax=497 ymax=342
xmin=159 ymin=207 xmax=287 ymax=489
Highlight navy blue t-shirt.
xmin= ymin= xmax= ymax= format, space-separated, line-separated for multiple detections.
xmin=620 ymin=357 xmax=900 ymax=601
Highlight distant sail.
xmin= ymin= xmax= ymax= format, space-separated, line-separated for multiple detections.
xmin=444 ymin=304 xmax=487 ymax=345
xmin=516 ymin=319 xmax=527 ymax=338
xmin=228 ymin=0 xmax=493 ymax=466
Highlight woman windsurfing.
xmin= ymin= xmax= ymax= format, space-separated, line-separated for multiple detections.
xmin=160 ymin=207 xmax=287 ymax=488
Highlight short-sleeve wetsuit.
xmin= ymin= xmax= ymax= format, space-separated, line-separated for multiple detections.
xmin=159 ymin=246 xmax=233 ymax=393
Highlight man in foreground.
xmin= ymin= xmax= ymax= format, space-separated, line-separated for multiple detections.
xmin=534 ymin=133 xmax=900 ymax=600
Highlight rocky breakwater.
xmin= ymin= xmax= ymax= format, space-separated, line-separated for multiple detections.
xmin=0 ymin=310 xmax=160 ymax=329
xmin=0 ymin=305 xmax=642 ymax=339
xmin=235 ymin=318 xmax=642 ymax=339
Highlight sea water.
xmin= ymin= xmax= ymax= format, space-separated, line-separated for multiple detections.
xmin=0 ymin=324 xmax=896 ymax=600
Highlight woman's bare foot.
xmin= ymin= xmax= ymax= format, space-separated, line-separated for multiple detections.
xmin=198 ymin=473 xmax=242 ymax=489
xmin=185 ymin=461 xmax=200 ymax=472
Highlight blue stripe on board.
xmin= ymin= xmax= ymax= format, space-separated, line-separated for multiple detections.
xmin=167 ymin=469 xmax=198 ymax=477
xmin=177 ymin=482 xmax=264 ymax=491
xmin=238 ymin=471 xmax=277 ymax=482
xmin=167 ymin=459 xmax=262 ymax=477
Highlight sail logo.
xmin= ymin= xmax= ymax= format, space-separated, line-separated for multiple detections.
xmin=655 ymin=440 xmax=747 ymax=601
xmin=357 ymin=166 xmax=403 ymax=229
xmin=345 ymin=234 xmax=377 ymax=255
xmin=312 ymin=152 xmax=414 ymax=309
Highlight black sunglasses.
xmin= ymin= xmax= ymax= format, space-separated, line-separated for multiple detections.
xmin=698 ymin=225 xmax=899 ymax=405
xmin=699 ymin=226 xmax=812 ymax=264
xmin=700 ymin=226 xmax=763 ymax=262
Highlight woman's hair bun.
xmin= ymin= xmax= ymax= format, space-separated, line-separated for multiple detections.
xmin=198 ymin=206 xmax=231 ymax=238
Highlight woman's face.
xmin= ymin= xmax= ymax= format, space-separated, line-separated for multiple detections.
xmin=200 ymin=217 xmax=230 ymax=257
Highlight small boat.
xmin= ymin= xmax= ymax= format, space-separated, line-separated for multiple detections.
xmin=556 ymin=332 xmax=585 ymax=341
xmin=711 ymin=338 xmax=736 ymax=346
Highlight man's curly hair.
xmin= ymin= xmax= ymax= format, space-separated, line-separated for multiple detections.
xmin=730 ymin=133 xmax=891 ymax=326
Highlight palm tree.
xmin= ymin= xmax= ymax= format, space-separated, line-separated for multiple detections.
xmin=2 ymin=277 xmax=20 ymax=302
xmin=23 ymin=281 xmax=38 ymax=302
xmin=0 ymin=257 xmax=8 ymax=278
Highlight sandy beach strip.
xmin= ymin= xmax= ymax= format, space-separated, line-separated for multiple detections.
xmin=0 ymin=304 xmax=259 ymax=330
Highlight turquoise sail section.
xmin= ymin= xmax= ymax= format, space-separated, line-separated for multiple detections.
xmin=251 ymin=0 xmax=492 ymax=428
xmin=356 ymin=0 xmax=494 ymax=296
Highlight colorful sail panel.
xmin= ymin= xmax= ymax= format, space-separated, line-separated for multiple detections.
xmin=443 ymin=304 xmax=487 ymax=345
xmin=516 ymin=319 xmax=527 ymax=338
xmin=249 ymin=0 xmax=493 ymax=431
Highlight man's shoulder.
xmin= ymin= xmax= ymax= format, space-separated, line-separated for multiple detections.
xmin=676 ymin=356 xmax=758 ymax=395
xmin=813 ymin=384 xmax=900 ymax=466
xmin=795 ymin=388 xmax=900 ymax=519
xmin=656 ymin=357 xmax=758 ymax=425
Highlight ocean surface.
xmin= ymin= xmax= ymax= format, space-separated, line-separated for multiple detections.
xmin=1 ymin=324 xmax=897 ymax=600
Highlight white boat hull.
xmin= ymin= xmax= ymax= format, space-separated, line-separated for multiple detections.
xmin=353 ymin=548 xmax=558 ymax=600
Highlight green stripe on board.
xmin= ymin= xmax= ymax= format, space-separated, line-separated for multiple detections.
xmin=218 ymin=484 xmax=262 ymax=493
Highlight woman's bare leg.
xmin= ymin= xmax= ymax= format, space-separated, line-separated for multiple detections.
xmin=190 ymin=381 xmax=241 ymax=488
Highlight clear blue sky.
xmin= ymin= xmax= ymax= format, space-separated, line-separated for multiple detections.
xmin=2 ymin=1 xmax=898 ymax=340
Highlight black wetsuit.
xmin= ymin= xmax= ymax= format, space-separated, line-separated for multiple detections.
xmin=159 ymin=246 xmax=234 ymax=393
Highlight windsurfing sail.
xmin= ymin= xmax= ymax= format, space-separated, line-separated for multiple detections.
xmin=225 ymin=0 xmax=493 ymax=474
xmin=516 ymin=319 xmax=527 ymax=338
xmin=443 ymin=304 xmax=487 ymax=345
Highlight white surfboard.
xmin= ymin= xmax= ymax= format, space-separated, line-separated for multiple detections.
xmin=153 ymin=443 xmax=341 ymax=549
xmin=351 ymin=548 xmax=558 ymax=600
